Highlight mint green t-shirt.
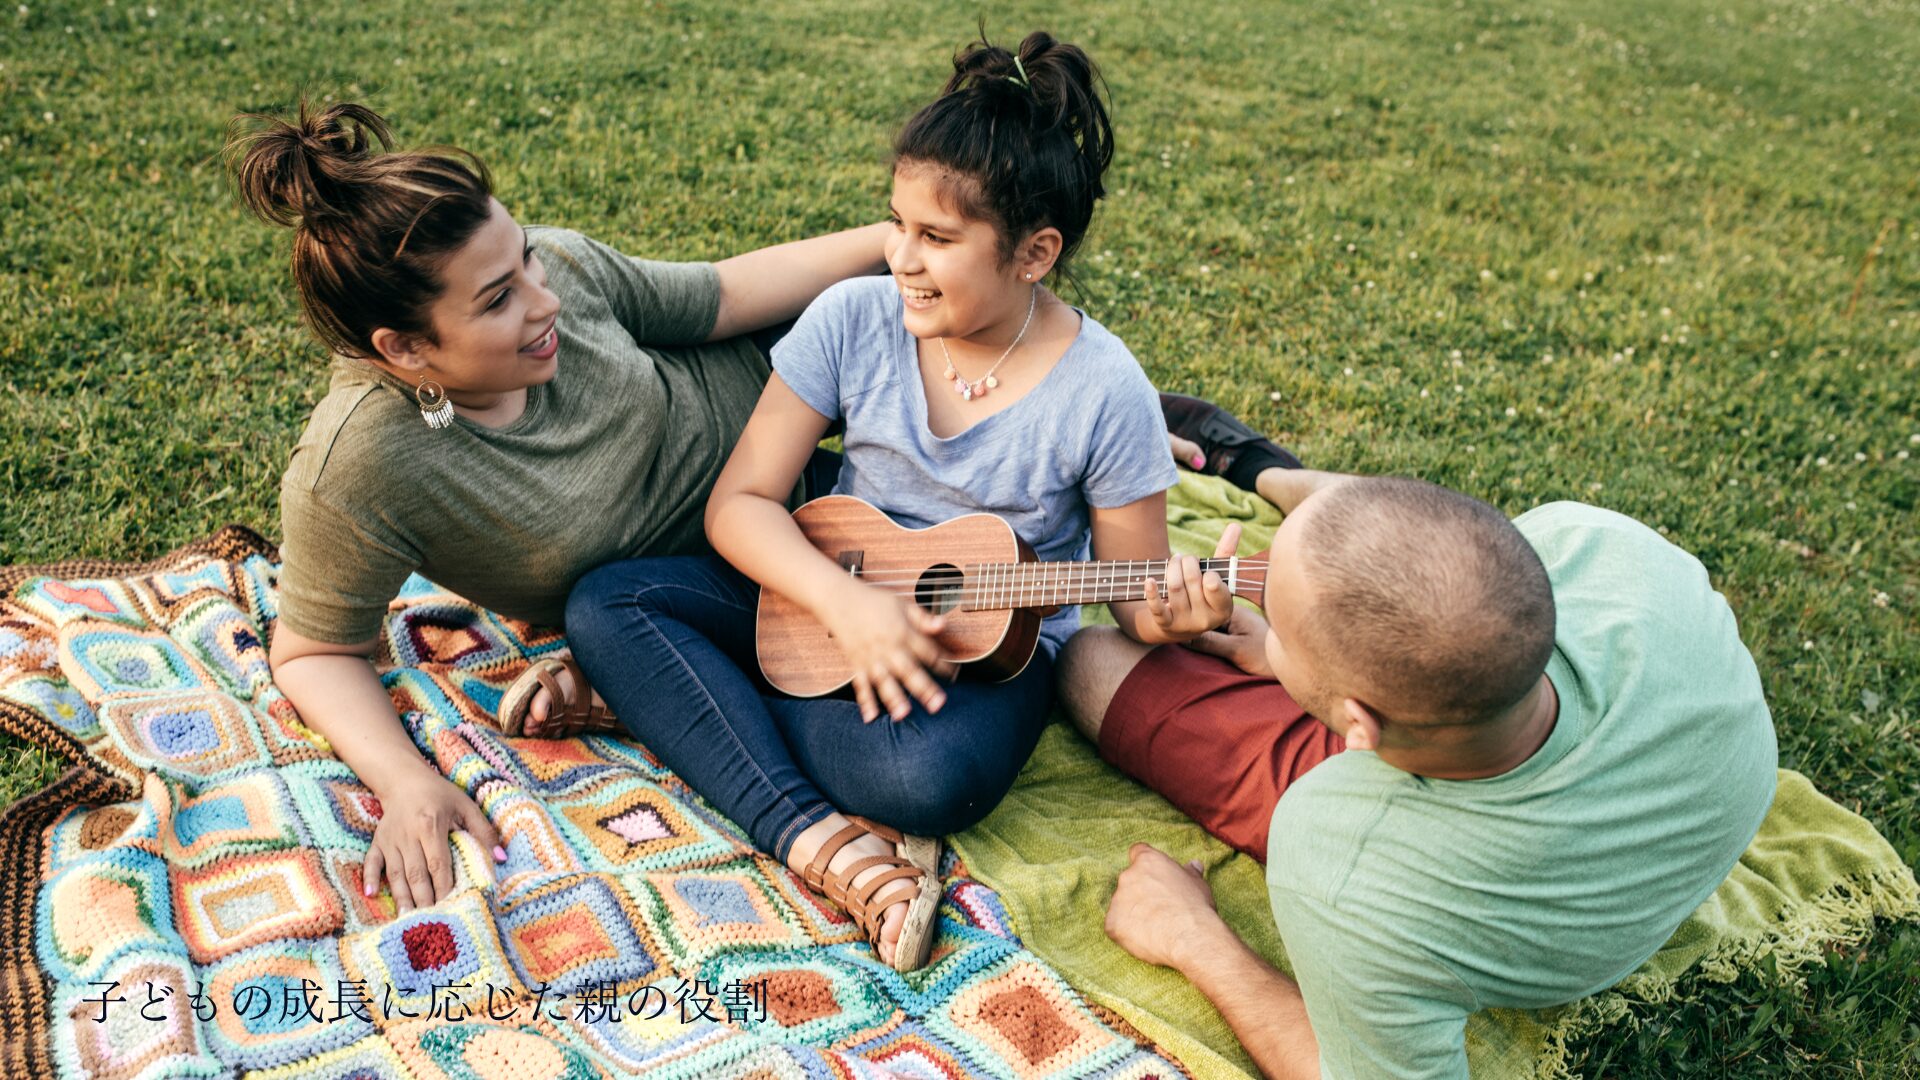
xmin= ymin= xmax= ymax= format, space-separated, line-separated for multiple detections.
xmin=1266 ymin=502 xmax=1778 ymax=1079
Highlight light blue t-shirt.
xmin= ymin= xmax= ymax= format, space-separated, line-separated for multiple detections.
xmin=772 ymin=276 xmax=1179 ymax=653
xmin=1267 ymin=502 xmax=1778 ymax=1079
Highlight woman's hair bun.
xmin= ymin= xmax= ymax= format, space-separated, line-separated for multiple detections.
xmin=224 ymin=101 xmax=396 ymax=230
xmin=222 ymin=98 xmax=495 ymax=360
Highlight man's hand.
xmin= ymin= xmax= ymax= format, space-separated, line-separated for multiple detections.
xmin=1183 ymin=606 xmax=1275 ymax=678
xmin=1105 ymin=842 xmax=1227 ymax=971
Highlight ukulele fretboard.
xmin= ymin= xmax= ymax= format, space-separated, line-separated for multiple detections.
xmin=952 ymin=557 xmax=1262 ymax=610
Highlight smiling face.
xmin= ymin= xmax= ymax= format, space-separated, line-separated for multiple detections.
xmin=884 ymin=165 xmax=1051 ymax=345
xmin=373 ymin=198 xmax=562 ymax=396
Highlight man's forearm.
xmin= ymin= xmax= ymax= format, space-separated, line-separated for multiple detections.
xmin=1176 ymin=918 xmax=1321 ymax=1080
xmin=1255 ymin=468 xmax=1350 ymax=516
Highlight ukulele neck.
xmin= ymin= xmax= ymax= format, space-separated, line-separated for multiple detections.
xmin=958 ymin=557 xmax=1266 ymax=611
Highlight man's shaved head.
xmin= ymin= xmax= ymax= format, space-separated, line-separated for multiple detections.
xmin=1296 ymin=478 xmax=1555 ymax=727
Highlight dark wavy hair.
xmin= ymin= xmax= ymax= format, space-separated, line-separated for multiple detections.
xmin=893 ymin=30 xmax=1114 ymax=282
xmin=223 ymin=100 xmax=495 ymax=358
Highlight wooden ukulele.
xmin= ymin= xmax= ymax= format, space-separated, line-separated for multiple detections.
xmin=755 ymin=495 xmax=1271 ymax=698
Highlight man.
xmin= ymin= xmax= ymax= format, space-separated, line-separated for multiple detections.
xmin=1062 ymin=413 xmax=1778 ymax=1079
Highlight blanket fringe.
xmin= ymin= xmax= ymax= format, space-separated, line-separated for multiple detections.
xmin=1529 ymin=865 xmax=1920 ymax=1080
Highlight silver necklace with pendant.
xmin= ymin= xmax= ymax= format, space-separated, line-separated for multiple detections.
xmin=938 ymin=285 xmax=1038 ymax=401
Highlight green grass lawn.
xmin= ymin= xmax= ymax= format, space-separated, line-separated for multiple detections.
xmin=3 ymin=0 xmax=1916 ymax=1073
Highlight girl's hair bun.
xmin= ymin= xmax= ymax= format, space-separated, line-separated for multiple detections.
xmin=948 ymin=31 xmax=1113 ymax=181
xmin=895 ymin=29 xmax=1114 ymax=280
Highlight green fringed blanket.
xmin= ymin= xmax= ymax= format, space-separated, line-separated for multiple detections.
xmin=0 ymin=528 xmax=1186 ymax=1079
xmin=950 ymin=473 xmax=1920 ymax=1080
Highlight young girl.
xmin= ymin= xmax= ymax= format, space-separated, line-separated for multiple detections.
xmin=565 ymin=31 xmax=1238 ymax=972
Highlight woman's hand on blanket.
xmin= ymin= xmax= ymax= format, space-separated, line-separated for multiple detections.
xmin=1183 ymin=607 xmax=1276 ymax=679
xmin=821 ymin=581 xmax=958 ymax=723
xmin=1143 ymin=524 xmax=1240 ymax=640
xmin=1105 ymin=843 xmax=1224 ymax=973
xmin=364 ymin=772 xmax=503 ymax=913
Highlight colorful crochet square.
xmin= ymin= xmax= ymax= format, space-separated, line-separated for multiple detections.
xmin=933 ymin=959 xmax=1128 ymax=1076
xmin=168 ymin=594 xmax=271 ymax=699
xmin=36 ymin=848 xmax=180 ymax=984
xmin=281 ymin=758 xmax=384 ymax=852
xmin=387 ymin=1018 xmax=603 ymax=1080
xmin=842 ymin=1019 xmax=982 ymax=1080
xmin=338 ymin=890 xmax=521 ymax=1024
xmin=0 ymin=541 xmax=1186 ymax=1080
xmin=159 ymin=770 xmax=306 ymax=868
xmin=553 ymin=773 xmax=744 ymax=872
xmin=172 ymin=847 xmax=343 ymax=964
xmin=201 ymin=940 xmax=371 ymax=1069
xmin=2 ymin=674 xmax=99 ymax=737
xmin=477 ymin=725 xmax=635 ymax=798
xmin=49 ymin=951 xmax=224 ymax=1080
xmin=487 ymin=787 xmax=587 ymax=891
xmin=97 ymin=690 xmax=271 ymax=783
xmin=639 ymin=864 xmax=818 ymax=961
xmin=703 ymin=948 xmax=896 ymax=1047
xmin=492 ymin=874 xmax=666 ymax=993
xmin=16 ymin=577 xmax=147 ymax=628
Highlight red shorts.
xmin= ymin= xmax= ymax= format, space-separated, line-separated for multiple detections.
xmin=1097 ymin=645 xmax=1345 ymax=863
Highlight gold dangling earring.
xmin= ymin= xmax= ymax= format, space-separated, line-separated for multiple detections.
xmin=416 ymin=377 xmax=456 ymax=429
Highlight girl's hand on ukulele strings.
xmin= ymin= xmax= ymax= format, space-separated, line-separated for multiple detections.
xmin=1144 ymin=525 xmax=1241 ymax=640
xmin=823 ymin=582 xmax=958 ymax=722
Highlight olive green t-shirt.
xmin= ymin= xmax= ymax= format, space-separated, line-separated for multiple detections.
xmin=277 ymin=226 xmax=774 ymax=644
xmin=1267 ymin=502 xmax=1778 ymax=1079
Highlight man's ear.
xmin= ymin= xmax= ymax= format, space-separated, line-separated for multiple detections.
xmin=1340 ymin=698 xmax=1382 ymax=751
xmin=370 ymin=327 xmax=430 ymax=375
xmin=1015 ymin=227 xmax=1064 ymax=282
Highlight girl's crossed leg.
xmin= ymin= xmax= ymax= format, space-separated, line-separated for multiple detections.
xmin=564 ymin=554 xmax=1053 ymax=964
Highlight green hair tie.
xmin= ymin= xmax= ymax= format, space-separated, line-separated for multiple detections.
xmin=1008 ymin=55 xmax=1032 ymax=93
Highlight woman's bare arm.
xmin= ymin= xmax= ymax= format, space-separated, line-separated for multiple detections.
xmin=708 ymin=222 xmax=890 ymax=341
xmin=269 ymin=624 xmax=499 ymax=910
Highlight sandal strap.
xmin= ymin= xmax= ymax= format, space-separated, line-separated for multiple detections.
xmin=847 ymin=864 xmax=924 ymax=920
xmin=530 ymin=664 xmax=568 ymax=718
xmin=844 ymin=814 xmax=903 ymax=845
xmin=802 ymin=822 xmax=867 ymax=896
xmin=554 ymin=657 xmax=591 ymax=723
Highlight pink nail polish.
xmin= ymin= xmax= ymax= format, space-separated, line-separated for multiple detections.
xmin=1191 ymin=454 xmax=1205 ymax=468
xmin=493 ymin=845 xmax=508 ymax=862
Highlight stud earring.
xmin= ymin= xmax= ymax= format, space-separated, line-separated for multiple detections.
xmin=417 ymin=377 xmax=456 ymax=429
xmin=1024 ymin=272 xmax=1033 ymax=280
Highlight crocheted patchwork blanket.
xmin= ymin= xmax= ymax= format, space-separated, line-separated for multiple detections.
xmin=0 ymin=526 xmax=1186 ymax=1080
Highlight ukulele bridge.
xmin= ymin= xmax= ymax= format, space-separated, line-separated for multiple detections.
xmin=837 ymin=550 xmax=865 ymax=577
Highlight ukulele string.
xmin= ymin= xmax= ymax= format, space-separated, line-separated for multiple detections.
xmin=844 ymin=562 xmax=1273 ymax=605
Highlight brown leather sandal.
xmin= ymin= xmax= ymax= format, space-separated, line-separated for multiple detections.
xmin=800 ymin=816 xmax=941 ymax=973
xmin=496 ymin=655 xmax=621 ymax=738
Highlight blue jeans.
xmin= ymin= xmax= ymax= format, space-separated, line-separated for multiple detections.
xmin=564 ymin=547 xmax=1054 ymax=862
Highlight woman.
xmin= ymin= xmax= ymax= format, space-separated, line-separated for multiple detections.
xmin=235 ymin=101 xmax=888 ymax=918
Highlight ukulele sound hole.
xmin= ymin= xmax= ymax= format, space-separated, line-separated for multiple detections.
xmin=916 ymin=564 xmax=965 ymax=615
